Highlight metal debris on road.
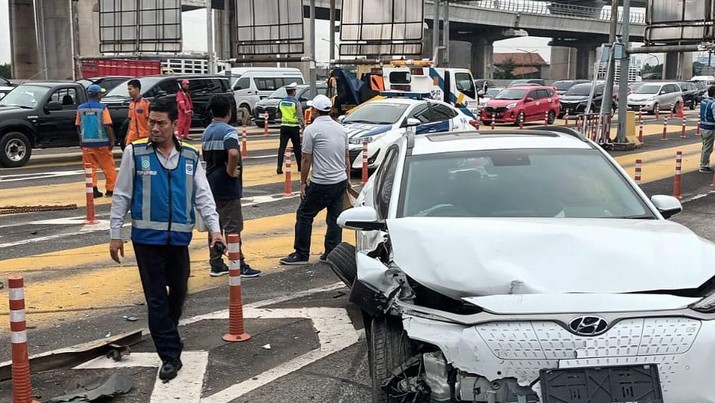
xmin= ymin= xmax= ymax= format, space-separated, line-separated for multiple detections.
xmin=122 ymin=316 xmax=138 ymax=322
xmin=261 ymin=344 xmax=272 ymax=350
xmin=48 ymin=374 xmax=133 ymax=402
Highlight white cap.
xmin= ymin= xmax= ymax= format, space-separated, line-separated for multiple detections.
xmin=286 ymin=82 xmax=298 ymax=90
xmin=307 ymin=94 xmax=332 ymax=112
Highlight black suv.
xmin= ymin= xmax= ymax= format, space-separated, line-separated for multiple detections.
xmin=678 ymin=81 xmax=702 ymax=110
xmin=102 ymin=75 xmax=237 ymax=144
xmin=253 ymin=83 xmax=328 ymax=127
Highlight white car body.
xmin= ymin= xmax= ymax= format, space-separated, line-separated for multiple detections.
xmin=339 ymin=128 xmax=715 ymax=402
xmin=342 ymin=98 xmax=476 ymax=170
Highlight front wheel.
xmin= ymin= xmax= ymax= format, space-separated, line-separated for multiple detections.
xmin=514 ymin=111 xmax=526 ymax=127
xmin=370 ymin=315 xmax=413 ymax=403
xmin=547 ymin=110 xmax=556 ymax=125
xmin=237 ymin=106 xmax=251 ymax=126
xmin=0 ymin=131 xmax=32 ymax=168
xmin=673 ymin=101 xmax=681 ymax=113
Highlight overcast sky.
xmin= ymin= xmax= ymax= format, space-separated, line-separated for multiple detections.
xmin=0 ymin=1 xmax=662 ymax=68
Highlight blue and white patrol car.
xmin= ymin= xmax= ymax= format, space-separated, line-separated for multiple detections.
xmin=342 ymin=98 xmax=477 ymax=170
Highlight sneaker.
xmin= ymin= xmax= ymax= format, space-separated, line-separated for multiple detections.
xmin=158 ymin=360 xmax=182 ymax=381
xmin=240 ymin=264 xmax=261 ymax=278
xmin=210 ymin=264 xmax=230 ymax=277
xmin=92 ymin=187 xmax=103 ymax=198
xmin=279 ymin=252 xmax=309 ymax=265
xmin=105 ymin=190 xmax=114 ymax=197
xmin=700 ymin=167 xmax=714 ymax=173
xmin=319 ymin=253 xmax=329 ymax=262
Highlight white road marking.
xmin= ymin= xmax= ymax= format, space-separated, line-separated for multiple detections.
xmin=74 ymin=351 xmax=209 ymax=403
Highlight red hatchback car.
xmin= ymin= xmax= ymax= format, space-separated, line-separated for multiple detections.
xmin=481 ymin=85 xmax=561 ymax=125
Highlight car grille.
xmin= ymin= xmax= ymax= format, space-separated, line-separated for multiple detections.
xmin=484 ymin=107 xmax=508 ymax=113
xmin=476 ymin=317 xmax=700 ymax=361
xmin=255 ymin=106 xmax=277 ymax=113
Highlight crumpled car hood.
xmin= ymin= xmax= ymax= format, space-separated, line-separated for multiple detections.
xmin=387 ymin=217 xmax=715 ymax=299
xmin=344 ymin=123 xmax=393 ymax=139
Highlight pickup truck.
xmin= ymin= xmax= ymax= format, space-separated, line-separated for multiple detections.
xmin=0 ymin=81 xmax=111 ymax=168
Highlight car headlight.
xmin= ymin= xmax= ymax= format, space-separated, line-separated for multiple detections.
xmin=691 ymin=292 xmax=715 ymax=312
xmin=506 ymin=102 xmax=518 ymax=110
xmin=349 ymin=136 xmax=373 ymax=145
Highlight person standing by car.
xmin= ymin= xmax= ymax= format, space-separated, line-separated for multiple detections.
xmin=124 ymin=79 xmax=151 ymax=146
xmin=280 ymin=95 xmax=350 ymax=265
xmin=276 ymin=82 xmax=304 ymax=174
xmin=201 ymin=95 xmax=261 ymax=278
xmin=76 ymin=84 xmax=117 ymax=198
xmin=700 ymin=86 xmax=715 ymax=173
xmin=176 ymin=79 xmax=193 ymax=140
xmin=109 ymin=98 xmax=225 ymax=381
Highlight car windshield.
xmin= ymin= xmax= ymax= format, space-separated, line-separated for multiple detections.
xmin=399 ymin=149 xmax=653 ymax=219
xmin=565 ymin=84 xmax=592 ymax=96
xmin=268 ymin=87 xmax=288 ymax=99
xmin=553 ymin=81 xmax=576 ymax=91
xmin=343 ymin=103 xmax=409 ymax=125
xmin=104 ymin=77 xmax=160 ymax=98
xmin=634 ymin=84 xmax=661 ymax=95
xmin=0 ymin=85 xmax=49 ymax=108
xmin=494 ymin=89 xmax=526 ymax=100
xmin=486 ymin=88 xmax=501 ymax=96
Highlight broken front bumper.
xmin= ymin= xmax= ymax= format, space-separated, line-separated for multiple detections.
xmin=401 ymin=309 xmax=715 ymax=402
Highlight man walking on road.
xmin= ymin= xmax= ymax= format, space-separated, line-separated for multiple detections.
xmin=76 ymin=84 xmax=116 ymax=198
xmin=124 ymin=79 xmax=151 ymax=146
xmin=176 ymin=79 xmax=193 ymax=140
xmin=276 ymin=82 xmax=304 ymax=174
xmin=280 ymin=95 xmax=351 ymax=265
xmin=201 ymin=95 xmax=261 ymax=278
xmin=109 ymin=98 xmax=225 ymax=381
xmin=700 ymin=86 xmax=715 ymax=173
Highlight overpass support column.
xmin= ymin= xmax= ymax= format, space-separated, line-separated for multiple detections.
xmin=470 ymin=38 xmax=494 ymax=79
xmin=551 ymin=47 xmax=578 ymax=80
xmin=664 ymin=52 xmax=693 ymax=81
xmin=576 ymin=44 xmax=598 ymax=79
xmin=38 ymin=0 xmax=73 ymax=79
xmin=9 ymin=0 xmax=39 ymax=79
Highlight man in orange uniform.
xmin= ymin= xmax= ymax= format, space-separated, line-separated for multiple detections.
xmin=124 ymin=79 xmax=151 ymax=145
xmin=176 ymin=79 xmax=193 ymax=139
xmin=76 ymin=84 xmax=117 ymax=198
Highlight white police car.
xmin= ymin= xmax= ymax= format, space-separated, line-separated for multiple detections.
xmin=342 ymin=98 xmax=476 ymax=170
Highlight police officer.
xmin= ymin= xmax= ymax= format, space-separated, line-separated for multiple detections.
xmin=109 ymin=98 xmax=224 ymax=381
xmin=276 ymin=82 xmax=304 ymax=174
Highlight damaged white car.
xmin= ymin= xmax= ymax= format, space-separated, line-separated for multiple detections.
xmin=327 ymin=126 xmax=715 ymax=403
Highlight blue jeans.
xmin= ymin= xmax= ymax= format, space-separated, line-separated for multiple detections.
xmin=294 ymin=180 xmax=347 ymax=258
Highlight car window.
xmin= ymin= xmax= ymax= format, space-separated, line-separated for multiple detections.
xmin=375 ymin=146 xmax=400 ymax=218
xmin=234 ymin=77 xmax=250 ymax=91
xmin=0 ymin=85 xmax=49 ymax=108
xmin=527 ymin=90 xmax=538 ymax=100
xmin=204 ymin=79 xmax=225 ymax=94
xmin=494 ymin=88 xmax=527 ymax=100
xmin=407 ymin=104 xmax=431 ymax=123
xmin=49 ymin=88 xmax=78 ymax=110
xmin=255 ymin=77 xmax=281 ymax=91
xmin=399 ymin=149 xmax=652 ymax=219
xmin=146 ymin=80 xmax=179 ymax=98
xmin=535 ymin=89 xmax=549 ymax=99
xmin=454 ymin=72 xmax=476 ymax=99
xmin=344 ymin=102 xmax=410 ymax=125
xmin=431 ymin=103 xmax=457 ymax=121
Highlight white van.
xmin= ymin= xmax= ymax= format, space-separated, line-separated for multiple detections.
xmin=229 ymin=67 xmax=305 ymax=124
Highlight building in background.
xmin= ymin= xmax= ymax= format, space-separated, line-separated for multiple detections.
xmin=493 ymin=52 xmax=549 ymax=79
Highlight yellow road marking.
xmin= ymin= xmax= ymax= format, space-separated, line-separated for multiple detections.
xmin=616 ymin=143 xmax=701 ymax=183
xmin=0 ymin=212 xmax=351 ymax=334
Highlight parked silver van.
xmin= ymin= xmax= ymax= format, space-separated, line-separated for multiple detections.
xmin=627 ymin=82 xmax=683 ymax=114
xmin=230 ymin=67 xmax=305 ymax=124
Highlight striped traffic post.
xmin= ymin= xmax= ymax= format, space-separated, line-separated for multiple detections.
xmin=222 ymin=234 xmax=251 ymax=342
xmin=361 ymin=140 xmax=369 ymax=185
xmin=655 ymin=104 xmax=660 ymax=119
xmin=283 ymin=147 xmax=293 ymax=197
xmin=674 ymin=151 xmax=683 ymax=199
xmin=638 ymin=111 xmax=644 ymax=144
xmin=241 ymin=124 xmax=248 ymax=158
xmin=634 ymin=159 xmax=642 ymax=185
xmin=83 ymin=163 xmax=98 ymax=224
xmin=263 ymin=116 xmax=268 ymax=136
xmin=491 ymin=113 xmax=495 ymax=130
xmin=544 ymin=110 xmax=549 ymax=126
xmin=564 ymin=110 xmax=569 ymax=128
xmin=680 ymin=115 xmax=687 ymax=139
xmin=9 ymin=276 xmax=34 ymax=403
xmin=661 ymin=117 xmax=669 ymax=141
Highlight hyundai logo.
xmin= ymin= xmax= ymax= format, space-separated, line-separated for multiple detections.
xmin=568 ymin=316 xmax=609 ymax=336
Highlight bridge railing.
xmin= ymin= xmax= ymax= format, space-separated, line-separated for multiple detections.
xmin=468 ymin=0 xmax=646 ymax=25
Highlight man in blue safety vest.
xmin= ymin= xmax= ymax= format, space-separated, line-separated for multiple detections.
xmin=109 ymin=98 xmax=225 ymax=382
xmin=75 ymin=84 xmax=116 ymax=198
xmin=276 ymin=82 xmax=304 ymax=174
xmin=699 ymin=86 xmax=715 ymax=173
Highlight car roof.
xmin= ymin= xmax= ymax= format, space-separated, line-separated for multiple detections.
xmin=368 ymin=97 xmax=435 ymax=105
xmin=409 ymin=129 xmax=592 ymax=155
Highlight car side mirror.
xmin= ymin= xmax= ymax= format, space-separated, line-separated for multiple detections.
xmin=660 ymin=90 xmax=666 ymax=95
xmin=401 ymin=117 xmax=421 ymax=128
xmin=46 ymin=101 xmax=62 ymax=112
xmin=477 ymin=90 xmax=485 ymax=96
xmin=526 ymin=97 xmax=535 ymax=102
xmin=651 ymin=195 xmax=682 ymax=219
xmin=338 ymin=115 xmax=346 ymax=123
xmin=337 ymin=206 xmax=386 ymax=231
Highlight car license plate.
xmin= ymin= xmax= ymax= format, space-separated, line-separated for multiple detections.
xmin=259 ymin=113 xmax=269 ymax=119
xmin=540 ymin=364 xmax=663 ymax=403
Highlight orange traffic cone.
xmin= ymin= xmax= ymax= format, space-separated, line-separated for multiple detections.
xmin=675 ymin=101 xmax=685 ymax=118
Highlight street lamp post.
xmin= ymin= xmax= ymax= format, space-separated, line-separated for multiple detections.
xmin=516 ymin=48 xmax=539 ymax=78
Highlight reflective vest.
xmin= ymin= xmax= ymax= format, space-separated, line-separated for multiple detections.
xmin=77 ymin=100 xmax=110 ymax=147
xmin=130 ymin=139 xmax=200 ymax=246
xmin=279 ymin=96 xmax=300 ymax=127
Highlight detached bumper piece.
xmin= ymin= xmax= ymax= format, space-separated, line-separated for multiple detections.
xmin=540 ymin=364 xmax=664 ymax=403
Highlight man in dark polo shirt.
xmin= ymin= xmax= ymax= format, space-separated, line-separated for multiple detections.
xmin=201 ymin=95 xmax=261 ymax=278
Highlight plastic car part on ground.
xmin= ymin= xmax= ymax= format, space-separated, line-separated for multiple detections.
xmin=48 ymin=374 xmax=133 ymax=402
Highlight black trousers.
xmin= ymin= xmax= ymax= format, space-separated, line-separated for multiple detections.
xmin=294 ymin=180 xmax=346 ymax=258
xmin=277 ymin=125 xmax=302 ymax=171
xmin=133 ymin=242 xmax=190 ymax=364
